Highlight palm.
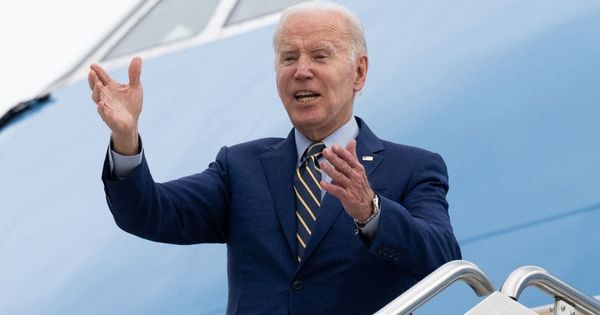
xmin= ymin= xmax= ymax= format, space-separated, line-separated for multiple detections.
xmin=100 ymin=80 xmax=142 ymax=134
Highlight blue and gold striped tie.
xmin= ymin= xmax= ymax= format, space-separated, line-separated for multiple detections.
xmin=294 ymin=142 xmax=326 ymax=262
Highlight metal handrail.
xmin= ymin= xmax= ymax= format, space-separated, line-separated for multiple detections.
xmin=375 ymin=260 xmax=496 ymax=315
xmin=501 ymin=266 xmax=600 ymax=315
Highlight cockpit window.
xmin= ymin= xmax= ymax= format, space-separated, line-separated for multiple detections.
xmin=105 ymin=0 xmax=220 ymax=59
xmin=225 ymin=0 xmax=307 ymax=26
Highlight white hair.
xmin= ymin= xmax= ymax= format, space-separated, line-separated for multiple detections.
xmin=273 ymin=1 xmax=368 ymax=61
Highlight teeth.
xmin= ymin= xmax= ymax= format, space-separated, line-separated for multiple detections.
xmin=297 ymin=95 xmax=318 ymax=103
xmin=295 ymin=91 xmax=319 ymax=103
xmin=295 ymin=91 xmax=316 ymax=97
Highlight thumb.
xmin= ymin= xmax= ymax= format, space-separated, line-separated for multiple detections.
xmin=128 ymin=57 xmax=143 ymax=87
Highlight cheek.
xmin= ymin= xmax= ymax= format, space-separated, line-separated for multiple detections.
xmin=276 ymin=66 xmax=293 ymax=81
xmin=275 ymin=67 xmax=284 ymax=82
xmin=275 ymin=71 xmax=283 ymax=86
xmin=275 ymin=77 xmax=287 ymax=97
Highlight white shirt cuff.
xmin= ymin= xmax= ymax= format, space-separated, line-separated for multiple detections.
xmin=108 ymin=138 xmax=143 ymax=178
xmin=356 ymin=207 xmax=381 ymax=238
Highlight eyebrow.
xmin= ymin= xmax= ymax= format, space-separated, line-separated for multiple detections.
xmin=278 ymin=42 xmax=337 ymax=54
xmin=278 ymin=46 xmax=298 ymax=53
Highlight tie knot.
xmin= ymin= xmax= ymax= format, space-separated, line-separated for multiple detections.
xmin=305 ymin=142 xmax=326 ymax=159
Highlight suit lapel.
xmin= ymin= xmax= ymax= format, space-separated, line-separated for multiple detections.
xmin=259 ymin=130 xmax=298 ymax=258
xmin=299 ymin=117 xmax=385 ymax=267
xmin=354 ymin=118 xmax=385 ymax=178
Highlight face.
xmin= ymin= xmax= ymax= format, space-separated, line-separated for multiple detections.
xmin=275 ymin=11 xmax=368 ymax=141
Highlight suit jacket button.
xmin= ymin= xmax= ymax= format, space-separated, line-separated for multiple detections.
xmin=293 ymin=280 xmax=303 ymax=290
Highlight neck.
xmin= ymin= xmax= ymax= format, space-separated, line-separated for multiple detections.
xmin=299 ymin=116 xmax=353 ymax=142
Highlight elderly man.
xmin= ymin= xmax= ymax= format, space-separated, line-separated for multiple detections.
xmin=89 ymin=2 xmax=461 ymax=314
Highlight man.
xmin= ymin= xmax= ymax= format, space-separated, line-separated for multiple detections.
xmin=89 ymin=2 xmax=461 ymax=314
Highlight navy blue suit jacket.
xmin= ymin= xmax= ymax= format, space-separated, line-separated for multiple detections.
xmin=102 ymin=118 xmax=461 ymax=314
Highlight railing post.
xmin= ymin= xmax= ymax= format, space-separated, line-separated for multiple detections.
xmin=501 ymin=266 xmax=600 ymax=315
xmin=375 ymin=260 xmax=496 ymax=315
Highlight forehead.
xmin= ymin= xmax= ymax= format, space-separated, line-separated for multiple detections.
xmin=276 ymin=11 xmax=351 ymax=51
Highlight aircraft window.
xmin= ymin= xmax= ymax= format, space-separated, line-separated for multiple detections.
xmin=225 ymin=0 xmax=309 ymax=26
xmin=105 ymin=0 xmax=220 ymax=59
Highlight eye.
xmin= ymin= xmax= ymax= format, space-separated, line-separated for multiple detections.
xmin=279 ymin=54 xmax=298 ymax=64
xmin=312 ymin=51 xmax=331 ymax=62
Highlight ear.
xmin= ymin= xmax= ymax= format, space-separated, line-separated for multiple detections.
xmin=353 ymin=54 xmax=369 ymax=92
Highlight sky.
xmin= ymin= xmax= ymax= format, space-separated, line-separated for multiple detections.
xmin=0 ymin=0 xmax=140 ymax=117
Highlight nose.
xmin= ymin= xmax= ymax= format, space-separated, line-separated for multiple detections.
xmin=294 ymin=55 xmax=313 ymax=80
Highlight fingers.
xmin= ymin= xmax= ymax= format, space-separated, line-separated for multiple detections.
xmin=321 ymin=143 xmax=367 ymax=193
xmin=345 ymin=140 xmax=357 ymax=159
xmin=320 ymin=149 xmax=374 ymax=221
xmin=320 ymin=180 xmax=347 ymax=199
xmin=91 ymin=80 xmax=116 ymax=107
xmin=321 ymin=159 xmax=352 ymax=188
xmin=88 ymin=70 xmax=98 ymax=90
xmin=128 ymin=57 xmax=142 ymax=87
xmin=90 ymin=57 xmax=142 ymax=88
xmin=321 ymin=141 xmax=374 ymax=220
xmin=336 ymin=142 xmax=362 ymax=169
xmin=91 ymin=81 xmax=103 ymax=104
xmin=90 ymin=63 xmax=114 ymax=86
xmin=322 ymin=143 xmax=363 ymax=178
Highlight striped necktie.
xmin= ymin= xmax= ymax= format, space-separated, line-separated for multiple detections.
xmin=294 ymin=141 xmax=326 ymax=262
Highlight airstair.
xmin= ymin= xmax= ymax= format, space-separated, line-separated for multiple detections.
xmin=375 ymin=260 xmax=600 ymax=315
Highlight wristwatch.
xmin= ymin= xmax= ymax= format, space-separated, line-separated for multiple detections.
xmin=355 ymin=194 xmax=380 ymax=228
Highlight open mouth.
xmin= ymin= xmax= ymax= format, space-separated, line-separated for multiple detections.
xmin=295 ymin=90 xmax=320 ymax=103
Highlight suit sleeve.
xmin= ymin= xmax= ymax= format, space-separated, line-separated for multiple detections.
xmin=366 ymin=152 xmax=461 ymax=278
xmin=101 ymin=147 xmax=231 ymax=245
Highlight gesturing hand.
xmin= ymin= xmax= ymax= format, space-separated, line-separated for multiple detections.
xmin=321 ymin=140 xmax=375 ymax=222
xmin=88 ymin=57 xmax=143 ymax=155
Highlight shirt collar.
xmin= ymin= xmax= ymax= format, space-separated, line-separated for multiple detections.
xmin=294 ymin=116 xmax=359 ymax=164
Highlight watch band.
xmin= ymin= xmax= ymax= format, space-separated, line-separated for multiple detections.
xmin=355 ymin=194 xmax=380 ymax=227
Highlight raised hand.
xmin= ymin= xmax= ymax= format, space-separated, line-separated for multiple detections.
xmin=321 ymin=140 xmax=375 ymax=222
xmin=88 ymin=57 xmax=143 ymax=155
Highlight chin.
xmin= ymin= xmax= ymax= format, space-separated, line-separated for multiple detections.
xmin=291 ymin=113 xmax=323 ymax=128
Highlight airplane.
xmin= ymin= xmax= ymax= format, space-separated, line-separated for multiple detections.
xmin=1 ymin=0 xmax=599 ymax=313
